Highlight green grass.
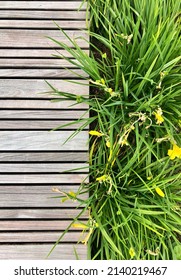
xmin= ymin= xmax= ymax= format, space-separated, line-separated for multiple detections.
xmin=47 ymin=0 xmax=181 ymax=259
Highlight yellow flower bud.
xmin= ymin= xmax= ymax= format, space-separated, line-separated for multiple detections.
xmin=155 ymin=187 xmax=165 ymax=197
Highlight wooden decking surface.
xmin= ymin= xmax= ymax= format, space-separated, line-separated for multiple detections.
xmin=0 ymin=1 xmax=89 ymax=259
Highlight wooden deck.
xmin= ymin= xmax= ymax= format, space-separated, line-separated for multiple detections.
xmin=0 ymin=1 xmax=89 ymax=259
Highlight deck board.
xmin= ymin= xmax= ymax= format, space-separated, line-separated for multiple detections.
xmin=0 ymin=152 xmax=88 ymax=162
xmin=0 ymin=0 xmax=88 ymax=259
xmin=0 ymin=1 xmax=86 ymax=10
xmin=0 ymin=20 xmax=86 ymax=29
xmin=0 ymin=10 xmax=86 ymax=19
xmin=0 ymin=79 xmax=89 ymax=97
xmin=0 ymin=131 xmax=88 ymax=150
xmin=0 ymin=209 xmax=88 ymax=219
xmin=0 ymin=30 xmax=88 ymax=48
xmin=0 ymin=245 xmax=87 ymax=260
xmin=0 ymin=232 xmax=86 ymax=243
xmin=0 ymin=194 xmax=86 ymax=207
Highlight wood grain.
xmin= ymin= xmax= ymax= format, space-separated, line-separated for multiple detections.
xmin=0 ymin=232 xmax=86 ymax=243
xmin=0 ymin=2 xmax=86 ymax=10
xmin=0 ymin=20 xmax=86 ymax=29
xmin=0 ymin=0 xmax=89 ymax=260
xmin=0 ymin=193 xmax=87 ymax=207
xmin=0 ymin=30 xmax=89 ymax=48
xmin=0 ymin=100 xmax=88 ymax=109
xmin=0 ymin=244 xmax=87 ymax=260
xmin=0 ymin=163 xmax=88 ymax=173
xmin=0 ymin=174 xmax=87 ymax=184
xmin=0 ymin=69 xmax=87 ymax=78
xmin=0 ymin=131 xmax=88 ymax=151
xmin=0 ymin=49 xmax=89 ymax=58
xmin=0 ymin=10 xmax=87 ymax=20
xmin=0 ymin=185 xmax=87 ymax=194
xmin=0 ymin=209 xmax=88 ymax=219
xmin=0 ymin=79 xmax=89 ymax=98
xmin=0 ymin=110 xmax=88 ymax=119
xmin=0 ymin=220 xmax=87 ymax=231
xmin=0 ymin=120 xmax=88 ymax=129
xmin=0 ymin=58 xmax=80 ymax=68
xmin=0 ymin=152 xmax=88 ymax=162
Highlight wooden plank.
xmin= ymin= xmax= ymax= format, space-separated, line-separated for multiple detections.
xmin=0 ymin=79 xmax=89 ymax=98
xmin=0 ymin=120 xmax=88 ymax=129
xmin=0 ymin=30 xmax=89 ymax=48
xmin=0 ymin=110 xmax=88 ymax=119
xmin=0 ymin=244 xmax=87 ymax=260
xmin=0 ymin=58 xmax=80 ymax=68
xmin=0 ymin=2 xmax=86 ymax=10
xmin=0 ymin=69 xmax=87 ymax=78
xmin=0 ymin=174 xmax=87 ymax=184
xmin=0 ymin=194 xmax=87 ymax=207
xmin=0 ymin=100 xmax=88 ymax=109
xmin=0 ymin=232 xmax=85 ymax=243
xmin=0 ymin=209 xmax=88 ymax=219
xmin=0 ymin=49 xmax=89 ymax=58
xmin=0 ymin=152 xmax=88 ymax=162
xmin=0 ymin=20 xmax=86 ymax=29
xmin=0 ymin=221 xmax=86 ymax=231
xmin=0 ymin=131 xmax=88 ymax=151
xmin=0 ymin=10 xmax=87 ymax=20
xmin=0 ymin=163 xmax=88 ymax=173
xmin=0 ymin=185 xmax=87 ymax=194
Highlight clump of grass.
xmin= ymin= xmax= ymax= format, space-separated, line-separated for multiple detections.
xmin=48 ymin=0 xmax=181 ymax=259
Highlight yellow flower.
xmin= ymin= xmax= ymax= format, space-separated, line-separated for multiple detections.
xmin=153 ymin=107 xmax=164 ymax=125
xmin=118 ymin=136 xmax=129 ymax=146
xmin=96 ymin=174 xmax=109 ymax=183
xmin=129 ymin=247 xmax=135 ymax=258
xmin=89 ymin=130 xmax=104 ymax=137
xmin=106 ymin=140 xmax=111 ymax=148
xmin=81 ymin=228 xmax=93 ymax=245
xmin=168 ymin=144 xmax=181 ymax=160
xmin=100 ymin=78 xmax=105 ymax=85
xmin=95 ymin=78 xmax=105 ymax=85
xmin=155 ymin=187 xmax=165 ymax=198
xmin=102 ymin=53 xmax=107 ymax=59
xmin=72 ymin=223 xmax=89 ymax=229
xmin=105 ymin=87 xmax=113 ymax=94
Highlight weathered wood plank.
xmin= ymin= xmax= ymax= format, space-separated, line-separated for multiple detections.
xmin=0 ymin=163 xmax=88 ymax=173
xmin=0 ymin=152 xmax=88 ymax=162
xmin=0 ymin=209 xmax=88 ymax=219
xmin=0 ymin=174 xmax=87 ymax=184
xmin=0 ymin=194 xmax=86 ymax=207
xmin=0 ymin=79 xmax=89 ymax=98
xmin=0 ymin=120 xmax=88 ymax=129
xmin=0 ymin=20 xmax=86 ymax=29
xmin=0 ymin=131 xmax=88 ymax=151
xmin=0 ymin=185 xmax=86 ymax=194
xmin=0 ymin=69 xmax=87 ymax=78
xmin=0 ymin=30 xmax=88 ymax=48
xmin=0 ymin=100 xmax=88 ymax=109
xmin=0 ymin=232 xmax=85 ymax=243
xmin=0 ymin=110 xmax=88 ymax=119
xmin=0 ymin=11 xmax=86 ymax=20
xmin=0 ymin=244 xmax=87 ymax=260
xmin=0 ymin=58 xmax=79 ymax=68
xmin=0 ymin=2 xmax=86 ymax=10
xmin=0 ymin=221 xmax=86 ymax=231
xmin=0 ymin=49 xmax=89 ymax=58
